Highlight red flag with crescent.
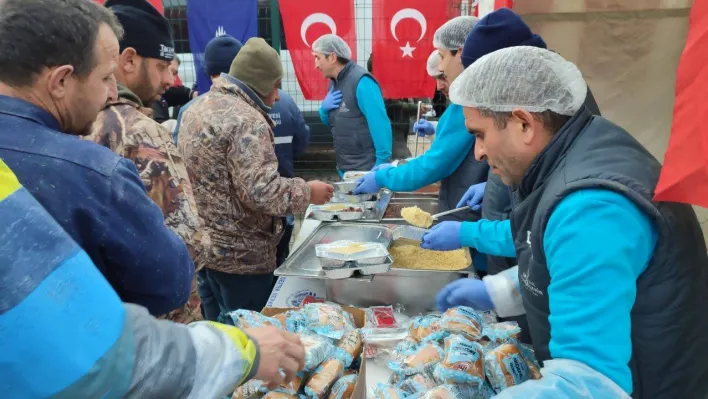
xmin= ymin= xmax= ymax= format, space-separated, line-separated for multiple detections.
xmin=280 ymin=0 xmax=356 ymax=100
xmin=372 ymin=0 xmax=450 ymax=99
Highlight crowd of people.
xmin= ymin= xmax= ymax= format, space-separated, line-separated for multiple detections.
xmin=1 ymin=0 xmax=707 ymax=398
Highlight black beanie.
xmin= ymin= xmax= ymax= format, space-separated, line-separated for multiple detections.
xmin=461 ymin=8 xmax=546 ymax=69
xmin=106 ymin=0 xmax=174 ymax=61
xmin=204 ymin=35 xmax=243 ymax=76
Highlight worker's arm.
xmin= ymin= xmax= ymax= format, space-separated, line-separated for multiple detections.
xmin=105 ymin=159 xmax=194 ymax=316
xmin=495 ymin=189 xmax=656 ymax=397
xmin=374 ymin=105 xmax=474 ymax=191
xmin=318 ymin=107 xmax=330 ymax=126
xmin=356 ymin=76 xmax=392 ymax=165
xmin=459 ymin=219 xmax=516 ymax=258
xmin=228 ymin=120 xmax=311 ymax=216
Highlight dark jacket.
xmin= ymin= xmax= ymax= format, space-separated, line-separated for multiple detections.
xmin=269 ymin=90 xmax=310 ymax=178
xmin=512 ymin=107 xmax=708 ymax=398
xmin=0 ymin=95 xmax=194 ymax=316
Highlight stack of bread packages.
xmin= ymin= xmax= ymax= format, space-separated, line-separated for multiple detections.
xmin=230 ymin=303 xmax=363 ymax=399
xmin=372 ymin=306 xmax=542 ymax=399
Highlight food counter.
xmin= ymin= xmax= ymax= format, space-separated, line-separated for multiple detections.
xmin=270 ymin=189 xmax=475 ymax=315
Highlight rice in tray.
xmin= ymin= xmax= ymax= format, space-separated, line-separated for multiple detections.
xmin=388 ymin=240 xmax=470 ymax=270
xmin=401 ymin=206 xmax=434 ymax=228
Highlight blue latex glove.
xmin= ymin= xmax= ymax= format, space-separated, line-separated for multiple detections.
xmin=436 ymin=278 xmax=494 ymax=312
xmin=353 ymin=172 xmax=382 ymax=194
xmin=322 ymin=88 xmax=343 ymax=112
xmin=371 ymin=163 xmax=392 ymax=172
xmin=456 ymin=182 xmax=487 ymax=211
xmin=421 ymin=221 xmax=462 ymax=251
xmin=413 ymin=119 xmax=435 ymax=136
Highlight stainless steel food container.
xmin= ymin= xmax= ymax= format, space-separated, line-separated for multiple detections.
xmin=315 ymin=241 xmax=390 ymax=268
xmin=310 ymin=204 xmax=365 ymax=222
xmin=333 ymin=181 xmax=359 ymax=194
xmin=391 ymin=225 xmax=426 ymax=242
xmin=342 ymin=171 xmax=369 ymax=181
xmin=326 ymin=268 xmax=474 ymax=315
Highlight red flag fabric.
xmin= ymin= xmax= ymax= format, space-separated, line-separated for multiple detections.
xmin=474 ymin=0 xmax=515 ymax=17
xmin=372 ymin=0 xmax=451 ymax=99
xmin=653 ymin=1 xmax=708 ymax=207
xmin=280 ymin=0 xmax=356 ymax=100
xmin=94 ymin=0 xmax=164 ymax=14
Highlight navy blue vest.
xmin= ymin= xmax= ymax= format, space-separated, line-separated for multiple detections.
xmin=511 ymin=107 xmax=708 ymax=398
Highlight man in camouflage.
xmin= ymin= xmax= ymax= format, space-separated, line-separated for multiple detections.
xmin=179 ymin=38 xmax=334 ymax=317
xmin=87 ymin=0 xmax=208 ymax=323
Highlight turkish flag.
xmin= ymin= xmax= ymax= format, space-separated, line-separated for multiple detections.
xmin=372 ymin=0 xmax=450 ymax=99
xmin=94 ymin=0 xmax=163 ymax=14
xmin=653 ymin=0 xmax=708 ymax=207
xmin=474 ymin=0 xmax=514 ymax=17
xmin=280 ymin=0 xmax=356 ymax=100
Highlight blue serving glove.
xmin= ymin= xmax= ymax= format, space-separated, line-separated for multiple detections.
xmin=371 ymin=163 xmax=392 ymax=172
xmin=353 ymin=172 xmax=382 ymax=194
xmin=436 ymin=278 xmax=494 ymax=312
xmin=322 ymin=88 xmax=343 ymax=112
xmin=456 ymin=182 xmax=487 ymax=211
xmin=421 ymin=221 xmax=463 ymax=251
xmin=413 ymin=119 xmax=435 ymax=136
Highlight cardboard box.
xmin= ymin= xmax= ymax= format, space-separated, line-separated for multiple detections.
xmin=266 ymin=276 xmax=327 ymax=308
xmin=261 ymin=305 xmax=368 ymax=399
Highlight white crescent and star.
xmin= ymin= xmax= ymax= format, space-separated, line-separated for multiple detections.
xmin=300 ymin=13 xmax=337 ymax=48
xmin=390 ymin=8 xmax=427 ymax=58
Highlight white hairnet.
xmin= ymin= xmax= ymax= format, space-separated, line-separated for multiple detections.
xmin=433 ymin=16 xmax=479 ymax=51
xmin=426 ymin=50 xmax=443 ymax=77
xmin=449 ymin=46 xmax=587 ymax=116
xmin=312 ymin=34 xmax=352 ymax=60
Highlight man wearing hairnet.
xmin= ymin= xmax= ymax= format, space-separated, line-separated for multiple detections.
xmin=313 ymin=34 xmax=392 ymax=174
xmin=443 ymin=7 xmax=606 ymax=343
xmin=354 ymin=16 xmax=490 ymax=271
xmin=428 ymin=46 xmax=708 ymax=398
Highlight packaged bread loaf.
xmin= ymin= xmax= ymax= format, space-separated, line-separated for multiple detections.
xmin=389 ymin=342 xmax=444 ymax=376
xmin=334 ymin=329 xmax=363 ymax=367
xmin=263 ymin=391 xmax=299 ymax=399
xmin=305 ymin=358 xmax=345 ymax=399
xmin=373 ymin=383 xmax=408 ymax=399
xmin=408 ymin=314 xmax=447 ymax=343
xmin=328 ymin=372 xmax=357 ymax=399
xmin=440 ymin=306 xmax=484 ymax=341
xmin=484 ymin=342 xmax=532 ymax=392
xmin=231 ymin=379 xmax=263 ymax=399
xmin=398 ymin=372 xmax=438 ymax=395
xmin=433 ymin=334 xmax=485 ymax=386
xmin=302 ymin=303 xmax=357 ymax=339
xmin=229 ymin=310 xmax=284 ymax=329
xmin=482 ymin=321 xmax=522 ymax=344
xmin=301 ymin=333 xmax=336 ymax=371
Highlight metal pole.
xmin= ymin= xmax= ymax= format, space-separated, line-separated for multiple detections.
xmin=269 ymin=0 xmax=281 ymax=52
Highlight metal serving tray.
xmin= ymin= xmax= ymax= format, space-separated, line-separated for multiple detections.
xmin=382 ymin=197 xmax=439 ymax=222
xmin=322 ymin=255 xmax=393 ymax=279
xmin=274 ymin=223 xmax=393 ymax=279
xmin=307 ymin=190 xmax=393 ymax=223
xmin=310 ymin=204 xmax=365 ymax=222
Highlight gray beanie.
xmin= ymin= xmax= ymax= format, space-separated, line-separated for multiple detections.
xmin=229 ymin=37 xmax=283 ymax=97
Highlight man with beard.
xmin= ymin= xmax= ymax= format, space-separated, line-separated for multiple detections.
xmin=0 ymin=0 xmax=192 ymax=316
xmin=85 ymin=0 xmax=208 ymax=323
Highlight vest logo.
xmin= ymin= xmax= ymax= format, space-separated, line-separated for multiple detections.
xmin=215 ymin=26 xmax=227 ymax=37
xmin=526 ymin=230 xmax=532 ymax=245
xmin=269 ymin=112 xmax=282 ymax=127
xmin=339 ymin=101 xmax=350 ymax=114
xmin=521 ymin=270 xmax=543 ymax=297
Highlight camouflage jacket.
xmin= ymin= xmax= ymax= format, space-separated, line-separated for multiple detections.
xmin=179 ymin=75 xmax=311 ymax=275
xmin=86 ymin=83 xmax=208 ymax=323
